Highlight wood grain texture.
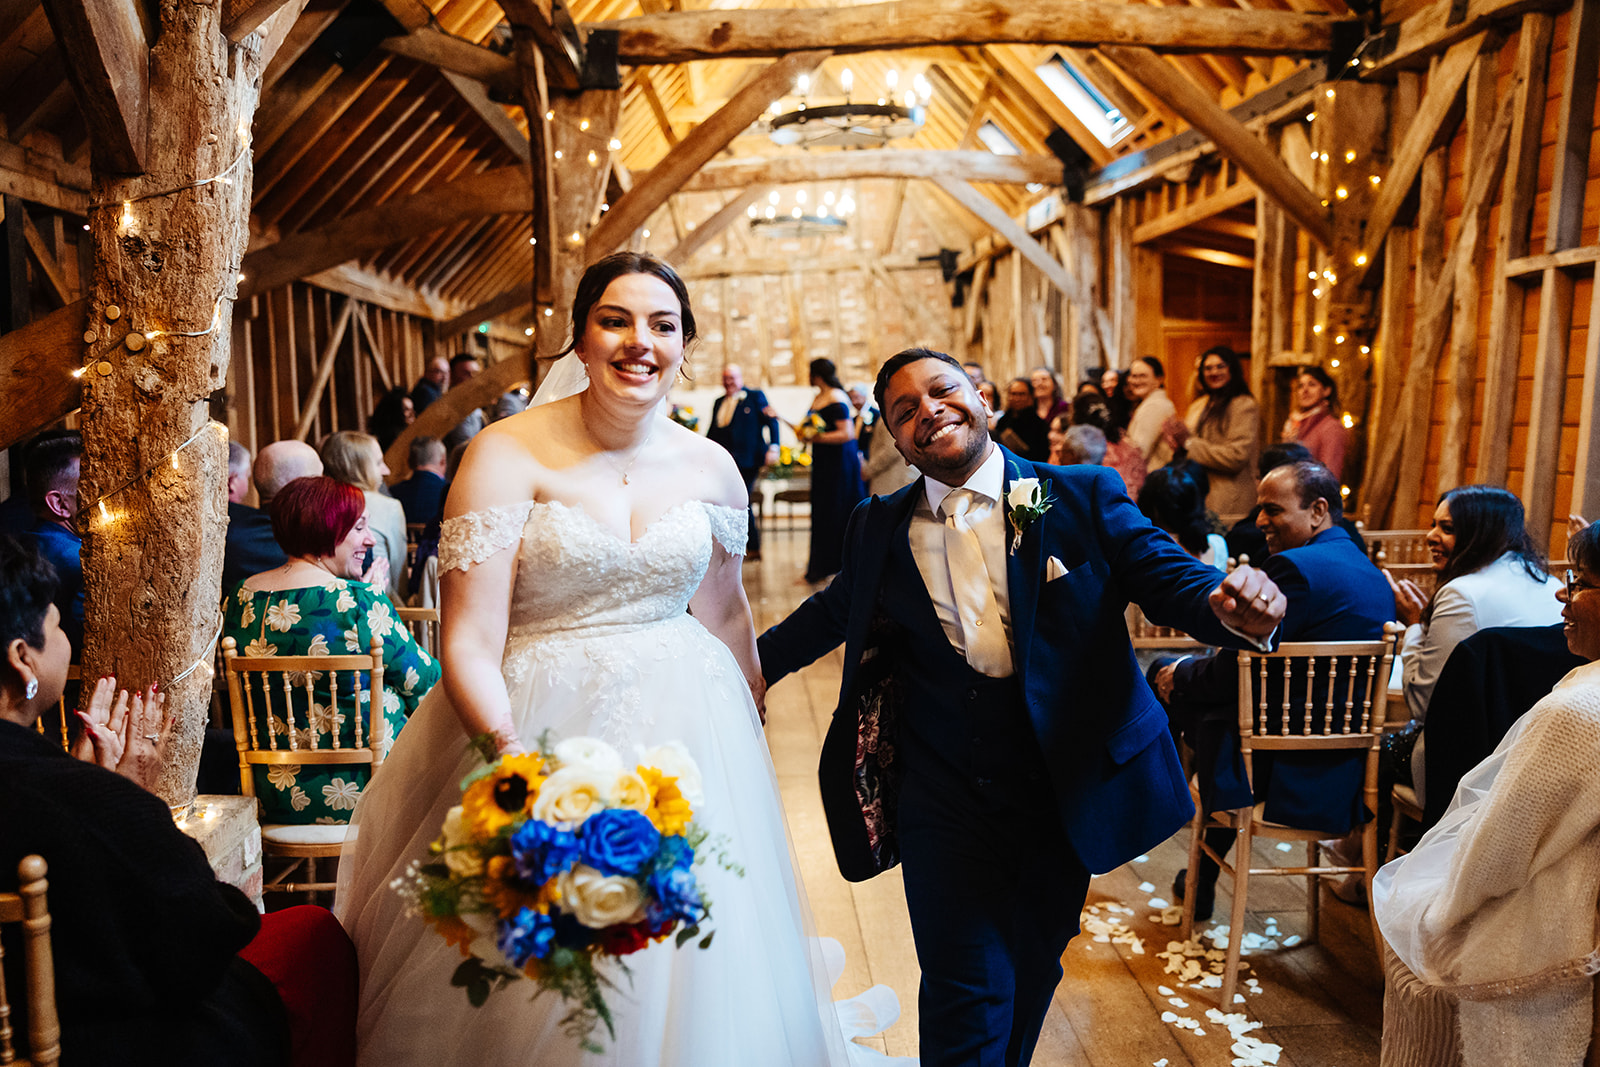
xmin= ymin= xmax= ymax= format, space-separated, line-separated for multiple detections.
xmin=674 ymin=149 xmax=1063 ymax=192
xmin=0 ymin=298 xmax=87 ymax=451
xmin=40 ymin=0 xmax=148 ymax=172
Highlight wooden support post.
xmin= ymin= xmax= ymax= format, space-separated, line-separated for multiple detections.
xmin=666 ymin=186 xmax=768 ymax=265
xmin=881 ymin=179 xmax=907 ymax=255
xmin=1477 ymin=14 xmax=1552 ymax=483
xmin=1250 ymin=195 xmax=1276 ymax=398
xmin=0 ymin=197 xmax=29 ymax=332
xmin=80 ymin=0 xmax=264 ymax=808
xmin=291 ymin=298 xmax=356 ymax=440
xmin=1108 ymin=196 xmax=1134 ymax=370
xmin=40 ymin=0 xmax=150 ymax=173
xmin=540 ymin=89 xmax=619 ymax=378
xmin=1521 ymin=0 xmax=1598 ymax=547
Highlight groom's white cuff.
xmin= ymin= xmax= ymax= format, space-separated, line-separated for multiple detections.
xmin=1224 ymin=622 xmax=1277 ymax=653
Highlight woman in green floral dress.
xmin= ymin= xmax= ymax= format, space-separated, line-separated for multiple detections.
xmin=222 ymin=476 xmax=439 ymax=825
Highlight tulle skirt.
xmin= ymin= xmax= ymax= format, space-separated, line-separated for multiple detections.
xmin=334 ymin=614 xmax=904 ymax=1066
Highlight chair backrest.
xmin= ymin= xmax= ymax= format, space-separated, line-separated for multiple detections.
xmin=0 ymin=855 xmax=59 ymax=1066
xmin=1365 ymin=529 xmax=1432 ymax=565
xmin=1125 ymin=604 xmax=1206 ymax=650
xmin=396 ymin=605 xmax=439 ymax=660
xmin=220 ymin=635 xmax=386 ymax=797
xmin=34 ymin=667 xmax=79 ymax=752
xmin=1382 ymin=561 xmax=1438 ymax=600
xmin=1235 ymin=627 xmax=1401 ymax=752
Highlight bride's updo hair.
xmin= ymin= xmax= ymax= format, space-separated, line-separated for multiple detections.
xmin=562 ymin=252 xmax=698 ymax=356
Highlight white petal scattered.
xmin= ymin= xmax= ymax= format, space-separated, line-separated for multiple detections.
xmin=1282 ymin=934 xmax=1301 ymax=947
xmin=1139 ymin=881 xmax=1156 ymax=892
xmin=1158 ymin=985 xmax=1175 ymax=996
xmin=1154 ymin=1060 xmax=1169 ymax=1067
xmin=1133 ymin=854 xmax=1150 ymax=863
xmin=1275 ymin=841 xmax=1293 ymax=852
xmin=1167 ymin=996 xmax=1189 ymax=1008
xmin=1147 ymin=897 xmax=1171 ymax=909
xmin=1235 ymin=994 xmax=1246 ymax=1003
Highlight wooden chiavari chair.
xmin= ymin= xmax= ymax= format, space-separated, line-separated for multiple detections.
xmin=0 ymin=856 xmax=59 ymax=1066
xmin=396 ymin=605 xmax=439 ymax=661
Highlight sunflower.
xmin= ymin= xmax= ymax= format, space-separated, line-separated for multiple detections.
xmin=431 ymin=915 xmax=477 ymax=958
xmin=461 ymin=753 xmax=547 ymax=837
xmin=639 ymin=766 xmax=692 ymax=835
xmin=482 ymin=856 xmax=543 ymax=919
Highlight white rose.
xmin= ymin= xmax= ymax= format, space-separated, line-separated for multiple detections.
xmin=1007 ymin=478 xmax=1043 ymax=511
xmin=530 ymin=766 xmax=610 ymax=825
xmin=459 ymin=909 xmax=510 ymax=969
xmin=636 ymin=741 xmax=705 ymax=806
xmin=553 ymin=737 xmax=624 ymax=776
xmin=440 ymin=805 xmax=484 ymax=877
xmin=556 ymin=864 xmax=647 ymax=928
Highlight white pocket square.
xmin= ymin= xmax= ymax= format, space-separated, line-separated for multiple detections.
xmin=1045 ymin=556 xmax=1069 ymax=582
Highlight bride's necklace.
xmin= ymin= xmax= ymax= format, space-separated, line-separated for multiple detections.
xmin=592 ymin=425 xmax=654 ymax=486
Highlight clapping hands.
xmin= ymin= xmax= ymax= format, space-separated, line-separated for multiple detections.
xmin=72 ymin=677 xmax=172 ymax=789
xmin=1385 ymin=571 xmax=1428 ymax=627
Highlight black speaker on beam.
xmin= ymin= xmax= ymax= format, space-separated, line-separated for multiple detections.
xmin=313 ymin=0 xmax=408 ymax=69
xmin=1045 ymin=129 xmax=1092 ymax=203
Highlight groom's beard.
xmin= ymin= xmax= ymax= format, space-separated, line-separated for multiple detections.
xmin=907 ymin=428 xmax=992 ymax=486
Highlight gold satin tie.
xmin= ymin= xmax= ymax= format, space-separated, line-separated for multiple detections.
xmin=941 ymin=489 xmax=1013 ymax=677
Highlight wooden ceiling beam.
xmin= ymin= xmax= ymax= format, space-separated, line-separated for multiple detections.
xmin=584 ymin=50 xmax=830 ymax=262
xmin=0 ymin=298 xmax=87 ymax=451
xmin=587 ymin=1 xmax=1344 ymax=64
xmin=380 ymin=27 xmax=521 ymax=97
xmin=497 ymin=0 xmax=584 ymax=92
xmin=40 ymin=0 xmax=148 ymax=172
xmin=1362 ymin=0 xmax=1560 ymax=76
xmin=299 ymin=87 xmax=450 ymax=229
xmin=261 ymin=0 xmax=349 ymax=91
xmin=221 ymin=0 xmax=301 ymax=43
xmin=673 ymin=149 xmax=1063 ymax=192
xmin=0 ymin=138 xmax=90 ymax=214
xmin=240 ymin=164 xmax=529 ymax=297
xmin=440 ymin=69 xmax=531 ymax=163
xmin=1099 ymin=45 xmax=1332 ymax=249
xmin=665 ymin=186 xmax=767 ymax=264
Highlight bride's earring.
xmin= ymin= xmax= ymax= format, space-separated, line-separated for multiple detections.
xmin=24 ymin=677 xmax=38 ymax=700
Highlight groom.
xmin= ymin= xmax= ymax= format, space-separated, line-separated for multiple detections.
xmin=758 ymin=348 xmax=1285 ymax=1066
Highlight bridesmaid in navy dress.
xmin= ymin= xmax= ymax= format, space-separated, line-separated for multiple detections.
xmin=801 ymin=358 xmax=866 ymax=584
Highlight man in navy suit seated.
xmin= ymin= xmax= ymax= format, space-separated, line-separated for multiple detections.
xmin=19 ymin=433 xmax=85 ymax=655
xmin=390 ymin=436 xmax=449 ymax=525
xmin=706 ymin=363 xmax=779 ymax=561
xmin=760 ymin=348 xmax=1285 ymax=1067
xmin=1153 ymin=460 xmax=1395 ymax=917
xmin=222 ymin=441 xmax=320 ymax=593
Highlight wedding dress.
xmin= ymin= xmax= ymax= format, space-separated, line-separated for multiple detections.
xmin=334 ymin=495 xmax=907 ymax=1066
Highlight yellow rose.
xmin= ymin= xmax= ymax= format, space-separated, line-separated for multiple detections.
xmin=636 ymin=742 xmax=705 ymax=805
xmin=530 ymin=766 xmax=609 ymax=825
xmin=556 ymin=864 xmax=646 ymax=928
xmin=612 ymin=770 xmax=651 ymax=812
xmin=439 ymin=805 xmax=484 ymax=877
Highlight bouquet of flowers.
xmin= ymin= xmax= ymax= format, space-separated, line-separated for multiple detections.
xmin=668 ymin=404 xmax=699 ymax=432
xmin=795 ymin=412 xmax=827 ymax=442
xmin=766 ymin=443 xmax=813 ymax=480
xmin=398 ymin=735 xmax=729 ymax=1050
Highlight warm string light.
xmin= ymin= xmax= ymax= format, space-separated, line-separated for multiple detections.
xmin=94 ymin=135 xmax=251 ymax=216
xmin=76 ymin=421 xmax=228 ymax=530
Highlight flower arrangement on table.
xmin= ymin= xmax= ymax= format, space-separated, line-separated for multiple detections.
xmin=764 ymin=443 xmax=813 ymax=480
xmin=398 ymin=734 xmax=733 ymax=1051
xmin=668 ymin=404 xmax=699 ymax=432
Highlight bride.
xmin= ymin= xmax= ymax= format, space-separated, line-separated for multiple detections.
xmin=334 ymin=252 xmax=905 ymax=1065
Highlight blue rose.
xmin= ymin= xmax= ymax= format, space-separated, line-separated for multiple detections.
xmin=510 ymin=819 xmax=578 ymax=885
xmin=497 ymin=906 xmax=555 ymax=967
xmin=646 ymin=865 xmax=705 ymax=926
xmin=578 ymin=808 xmax=661 ymax=877
xmin=653 ymin=834 xmax=694 ymax=874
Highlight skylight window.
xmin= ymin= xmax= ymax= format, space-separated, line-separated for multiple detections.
xmin=1035 ymin=55 xmax=1131 ymax=147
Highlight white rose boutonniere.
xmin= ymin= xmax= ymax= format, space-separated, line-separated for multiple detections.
xmin=1004 ymin=464 xmax=1055 ymax=555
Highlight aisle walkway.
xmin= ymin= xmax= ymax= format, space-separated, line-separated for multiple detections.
xmin=746 ymin=519 xmax=1383 ymax=1066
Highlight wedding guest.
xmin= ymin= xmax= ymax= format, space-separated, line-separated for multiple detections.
xmin=1389 ymin=485 xmax=1562 ymax=806
xmin=994 ymin=377 xmax=1048 ymax=460
xmin=1029 ymin=366 xmax=1070 ymax=427
xmin=1100 ymin=367 xmax=1134 ymax=433
xmin=1224 ymin=442 xmax=1365 ymax=564
xmin=1057 ymin=424 xmax=1108 ymax=468
xmin=0 ymin=534 xmax=357 ymax=1067
xmin=20 ymin=432 xmax=82 ymax=655
xmin=1138 ymin=464 xmax=1227 ymax=568
xmin=319 ymin=431 xmax=407 ymax=603
xmin=1375 ymin=521 xmax=1600 ymax=1067
xmin=389 ymin=436 xmax=448 ymax=526
xmin=408 ymin=355 xmax=450 ymax=416
xmin=1161 ymin=345 xmax=1260 ymax=524
xmin=368 ymin=388 xmax=415 ymax=452
xmin=706 ymin=363 xmax=780 ymax=563
xmin=224 ymin=442 xmax=291 ymax=594
xmin=222 ymin=477 xmax=438 ymax=826
xmin=493 ymin=388 xmax=529 ymax=422
xmin=978 ymin=379 xmax=1002 ymax=430
xmin=1155 ymin=462 xmax=1394 ymax=920
xmin=1281 ymin=365 xmax=1348 ymax=479
xmin=961 ymin=361 xmax=986 ymax=388
xmin=1074 ymin=396 xmax=1144 ymax=499
xmin=861 ymin=400 xmax=917 ymax=497
xmin=799 ymin=358 xmax=865 ymax=584
xmin=442 ymin=354 xmax=486 ymax=450
xmin=1124 ymin=356 xmax=1177 ymax=470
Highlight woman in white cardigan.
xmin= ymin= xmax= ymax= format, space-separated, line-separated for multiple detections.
xmin=1159 ymin=345 xmax=1260 ymax=524
xmin=1388 ymin=486 xmax=1562 ymax=803
xmin=1123 ymin=356 xmax=1177 ymax=471
xmin=1375 ymin=521 xmax=1600 ymax=1067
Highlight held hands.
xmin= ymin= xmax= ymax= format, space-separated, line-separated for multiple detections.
xmin=1385 ymin=570 xmax=1428 ymax=627
xmin=73 ymin=677 xmax=172 ymax=789
xmin=1209 ymin=564 xmax=1286 ymax=638
xmin=1160 ymin=416 xmax=1191 ymax=450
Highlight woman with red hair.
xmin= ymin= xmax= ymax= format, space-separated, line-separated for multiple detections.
xmin=221 ymin=476 xmax=439 ymax=826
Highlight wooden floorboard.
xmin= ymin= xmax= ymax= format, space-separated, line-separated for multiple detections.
xmin=749 ymin=518 xmax=1382 ymax=1065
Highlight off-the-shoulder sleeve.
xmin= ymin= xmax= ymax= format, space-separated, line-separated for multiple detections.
xmin=439 ymin=501 xmax=537 ymax=573
xmin=704 ymin=502 xmax=747 ymax=557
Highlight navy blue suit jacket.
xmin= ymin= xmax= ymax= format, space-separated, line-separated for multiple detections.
xmin=24 ymin=521 xmax=84 ymax=654
xmin=759 ymin=447 xmax=1263 ymax=879
xmin=1170 ymin=526 xmax=1395 ymax=831
xmin=390 ymin=471 xmax=447 ymax=526
xmin=706 ymin=390 xmax=780 ymax=470
xmin=222 ymin=502 xmax=287 ymax=595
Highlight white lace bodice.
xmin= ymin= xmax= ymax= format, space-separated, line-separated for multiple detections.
xmin=439 ymin=498 xmax=746 ymax=641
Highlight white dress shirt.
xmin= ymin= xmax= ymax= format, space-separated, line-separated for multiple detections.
xmin=910 ymin=445 xmax=1014 ymax=665
xmin=715 ymin=389 xmax=745 ymax=429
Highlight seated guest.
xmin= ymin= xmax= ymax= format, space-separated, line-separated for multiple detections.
xmin=1389 ymin=485 xmax=1562 ymax=804
xmin=1418 ymin=623 xmax=1582 ymax=832
xmin=320 ymin=431 xmax=408 ymax=604
xmin=0 ymin=535 xmax=356 ymax=1067
xmin=408 ymin=355 xmax=449 ymax=416
xmin=390 ymin=436 xmax=448 ymax=526
xmin=1137 ymin=463 xmax=1226 ymax=568
xmin=368 ymin=387 xmax=415 ymax=452
xmin=222 ymin=477 xmax=438 ymax=827
xmin=1156 ymin=462 xmax=1394 ymax=918
xmin=1375 ymin=522 xmax=1600 ymax=1067
xmin=19 ymin=432 xmax=83 ymax=655
xmin=223 ymin=441 xmax=293 ymax=593
xmin=1073 ymin=397 xmax=1143 ymax=499
xmin=1053 ymin=420 xmax=1106 ymax=467
xmin=1225 ymin=442 xmax=1364 ymax=564
xmin=860 ymin=398 xmax=917 ymax=498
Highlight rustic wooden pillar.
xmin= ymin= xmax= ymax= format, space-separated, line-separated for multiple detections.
xmin=79 ymin=3 xmax=263 ymax=808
